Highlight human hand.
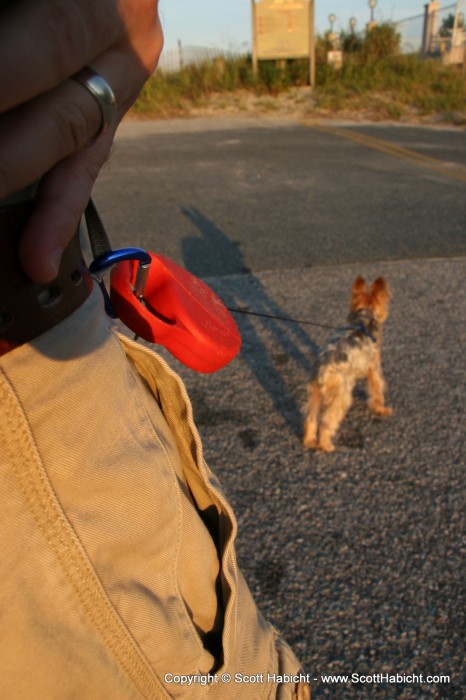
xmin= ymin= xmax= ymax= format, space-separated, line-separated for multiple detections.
xmin=0 ymin=0 xmax=163 ymax=283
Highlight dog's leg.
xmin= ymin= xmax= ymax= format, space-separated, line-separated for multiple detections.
xmin=318 ymin=377 xmax=353 ymax=452
xmin=367 ymin=360 xmax=393 ymax=416
xmin=303 ymin=382 xmax=321 ymax=449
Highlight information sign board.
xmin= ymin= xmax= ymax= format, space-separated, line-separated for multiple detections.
xmin=251 ymin=0 xmax=315 ymax=83
xmin=255 ymin=0 xmax=310 ymax=58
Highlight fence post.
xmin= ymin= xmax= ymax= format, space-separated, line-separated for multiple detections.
xmin=309 ymin=0 xmax=315 ymax=85
xmin=178 ymin=39 xmax=184 ymax=70
xmin=422 ymin=1 xmax=440 ymax=55
xmin=251 ymin=0 xmax=258 ymax=76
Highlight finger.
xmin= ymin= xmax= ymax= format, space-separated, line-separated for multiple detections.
xmin=0 ymin=0 xmax=123 ymax=111
xmin=17 ymin=129 xmax=115 ymax=284
xmin=0 ymin=0 xmax=163 ymax=113
xmin=0 ymin=31 xmax=163 ymax=201
xmin=0 ymin=78 xmax=103 ymax=200
xmin=0 ymin=53 xmax=133 ymax=200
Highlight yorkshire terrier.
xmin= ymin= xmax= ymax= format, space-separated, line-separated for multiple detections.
xmin=303 ymin=276 xmax=392 ymax=452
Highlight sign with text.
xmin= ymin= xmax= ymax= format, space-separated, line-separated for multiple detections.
xmin=254 ymin=0 xmax=311 ymax=59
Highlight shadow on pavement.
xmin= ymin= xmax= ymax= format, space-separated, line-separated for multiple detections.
xmin=181 ymin=206 xmax=319 ymax=438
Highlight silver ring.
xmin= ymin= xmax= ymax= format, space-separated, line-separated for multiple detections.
xmin=72 ymin=66 xmax=117 ymax=138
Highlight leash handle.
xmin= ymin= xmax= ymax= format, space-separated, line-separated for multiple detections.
xmin=110 ymin=252 xmax=241 ymax=373
xmin=84 ymin=200 xmax=241 ymax=373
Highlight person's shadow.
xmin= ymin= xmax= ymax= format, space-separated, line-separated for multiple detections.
xmin=181 ymin=207 xmax=319 ymax=438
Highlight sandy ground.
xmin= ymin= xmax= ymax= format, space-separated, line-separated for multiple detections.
xmin=128 ymin=86 xmax=466 ymax=128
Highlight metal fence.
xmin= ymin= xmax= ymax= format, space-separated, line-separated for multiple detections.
xmin=158 ymin=44 xmax=243 ymax=73
xmin=395 ymin=1 xmax=466 ymax=63
xmin=428 ymin=1 xmax=466 ymax=61
xmin=394 ymin=12 xmax=425 ymax=53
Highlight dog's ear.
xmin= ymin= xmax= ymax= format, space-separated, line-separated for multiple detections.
xmin=370 ymin=277 xmax=390 ymax=321
xmin=371 ymin=277 xmax=390 ymax=300
xmin=351 ymin=276 xmax=368 ymax=310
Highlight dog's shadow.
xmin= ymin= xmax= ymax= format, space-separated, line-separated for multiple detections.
xmin=181 ymin=207 xmax=318 ymax=438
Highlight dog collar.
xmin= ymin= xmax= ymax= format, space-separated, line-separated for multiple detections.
xmin=354 ymin=320 xmax=377 ymax=343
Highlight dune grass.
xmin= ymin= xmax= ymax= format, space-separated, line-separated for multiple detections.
xmin=131 ymin=25 xmax=466 ymax=123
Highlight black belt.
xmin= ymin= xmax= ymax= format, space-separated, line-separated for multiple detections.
xmin=0 ymin=201 xmax=93 ymax=356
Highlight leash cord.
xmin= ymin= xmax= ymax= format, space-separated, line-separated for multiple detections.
xmin=226 ymin=307 xmax=341 ymax=331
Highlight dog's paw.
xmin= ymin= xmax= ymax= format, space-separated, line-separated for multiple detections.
xmin=369 ymin=402 xmax=393 ymax=417
xmin=303 ymin=435 xmax=317 ymax=450
xmin=318 ymin=439 xmax=336 ymax=453
xmin=377 ymin=405 xmax=393 ymax=417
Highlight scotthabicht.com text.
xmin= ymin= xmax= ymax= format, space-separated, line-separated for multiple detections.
xmin=320 ymin=672 xmax=450 ymax=685
xmin=164 ymin=671 xmax=450 ymax=687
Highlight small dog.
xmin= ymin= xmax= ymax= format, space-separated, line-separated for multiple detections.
xmin=303 ymin=276 xmax=392 ymax=452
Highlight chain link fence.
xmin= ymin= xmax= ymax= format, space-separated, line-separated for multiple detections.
xmin=158 ymin=44 xmax=243 ymax=73
xmin=395 ymin=1 xmax=466 ymax=64
xmin=394 ymin=12 xmax=425 ymax=53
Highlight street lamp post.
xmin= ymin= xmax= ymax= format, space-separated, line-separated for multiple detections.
xmin=368 ymin=0 xmax=377 ymax=24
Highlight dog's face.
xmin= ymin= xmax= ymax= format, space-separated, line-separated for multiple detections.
xmin=350 ymin=276 xmax=390 ymax=324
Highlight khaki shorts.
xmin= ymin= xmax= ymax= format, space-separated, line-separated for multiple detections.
xmin=0 ymin=288 xmax=309 ymax=699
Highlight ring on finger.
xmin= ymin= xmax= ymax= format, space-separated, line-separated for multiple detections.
xmin=72 ymin=66 xmax=117 ymax=139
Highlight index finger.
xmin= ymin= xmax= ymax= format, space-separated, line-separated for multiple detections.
xmin=0 ymin=0 xmax=124 ymax=111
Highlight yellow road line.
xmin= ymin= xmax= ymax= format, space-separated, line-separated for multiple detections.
xmin=300 ymin=120 xmax=466 ymax=184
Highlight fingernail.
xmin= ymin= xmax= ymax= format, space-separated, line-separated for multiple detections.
xmin=48 ymin=247 xmax=64 ymax=279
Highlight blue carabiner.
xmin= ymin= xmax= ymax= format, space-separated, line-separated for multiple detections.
xmin=89 ymin=247 xmax=151 ymax=274
xmin=89 ymin=247 xmax=152 ymax=317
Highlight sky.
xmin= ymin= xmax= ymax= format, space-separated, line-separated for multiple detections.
xmin=158 ymin=0 xmax=432 ymax=52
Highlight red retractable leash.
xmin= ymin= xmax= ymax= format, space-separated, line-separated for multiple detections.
xmin=85 ymin=200 xmax=241 ymax=373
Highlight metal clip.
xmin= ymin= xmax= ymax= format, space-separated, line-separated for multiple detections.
xmin=89 ymin=248 xmax=152 ymax=317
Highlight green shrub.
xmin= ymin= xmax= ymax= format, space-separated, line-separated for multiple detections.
xmin=131 ymin=42 xmax=465 ymax=123
xmin=340 ymin=30 xmax=363 ymax=54
xmin=358 ymin=23 xmax=401 ymax=64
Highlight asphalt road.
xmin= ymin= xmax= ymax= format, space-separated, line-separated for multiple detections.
xmin=94 ymin=118 xmax=465 ymax=700
xmin=94 ymin=118 xmax=466 ymax=274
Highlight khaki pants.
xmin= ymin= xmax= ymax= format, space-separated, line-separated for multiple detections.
xmin=0 ymin=287 xmax=309 ymax=700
